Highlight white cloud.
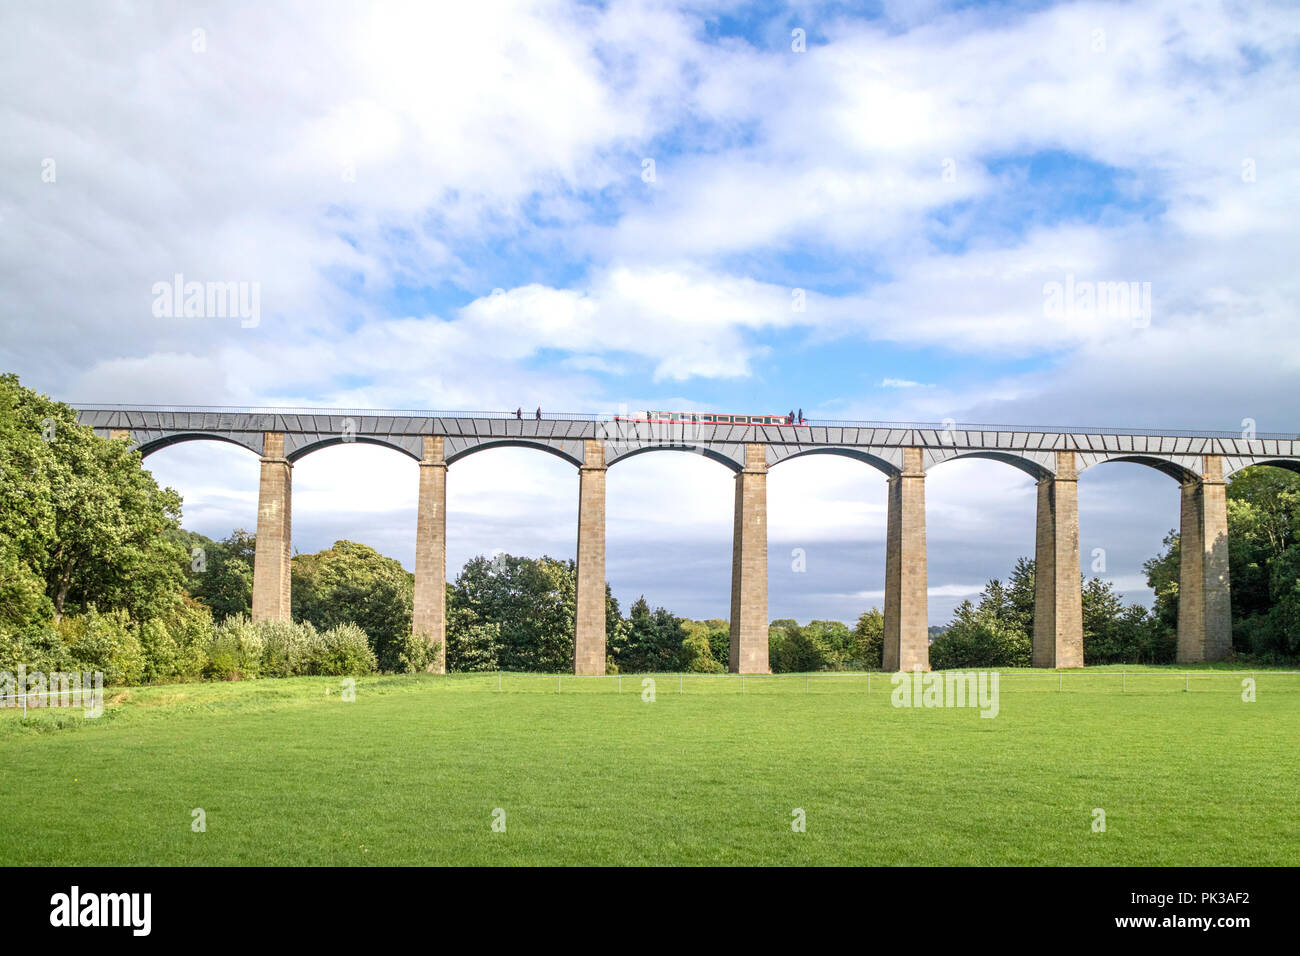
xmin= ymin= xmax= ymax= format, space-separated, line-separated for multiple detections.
xmin=880 ymin=378 xmax=932 ymax=389
xmin=5 ymin=0 xmax=1297 ymax=622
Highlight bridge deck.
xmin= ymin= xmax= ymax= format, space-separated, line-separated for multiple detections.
xmin=74 ymin=405 xmax=1300 ymax=478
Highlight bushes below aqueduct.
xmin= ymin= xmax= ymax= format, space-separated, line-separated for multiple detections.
xmin=0 ymin=608 xmax=438 ymax=685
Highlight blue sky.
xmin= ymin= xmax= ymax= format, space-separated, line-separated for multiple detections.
xmin=2 ymin=0 xmax=1298 ymax=623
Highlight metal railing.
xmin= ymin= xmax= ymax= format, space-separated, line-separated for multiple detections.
xmin=1 ymin=688 xmax=103 ymax=716
xmin=74 ymin=403 xmax=602 ymax=421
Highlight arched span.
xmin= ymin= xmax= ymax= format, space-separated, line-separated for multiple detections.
xmin=926 ymin=451 xmax=1051 ymax=481
xmin=135 ymin=433 xmax=262 ymax=460
xmin=1082 ymin=455 xmax=1198 ymax=483
xmin=606 ymin=444 xmax=742 ymax=473
xmin=445 ymin=438 xmax=584 ymax=469
xmin=1225 ymin=458 xmax=1300 ymax=479
xmin=287 ymin=436 xmax=421 ymax=464
xmin=768 ymin=446 xmax=899 ymax=478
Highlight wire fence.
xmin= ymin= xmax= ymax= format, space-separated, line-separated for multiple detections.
xmin=1 ymin=688 xmax=103 ymax=716
xmin=453 ymin=670 xmax=1298 ymax=696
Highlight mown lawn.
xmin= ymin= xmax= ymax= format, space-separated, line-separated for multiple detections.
xmin=1 ymin=667 xmax=1296 ymax=865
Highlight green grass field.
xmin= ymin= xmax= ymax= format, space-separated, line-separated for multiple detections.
xmin=1 ymin=666 xmax=1297 ymax=865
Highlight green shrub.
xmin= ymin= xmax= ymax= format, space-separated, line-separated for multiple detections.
xmin=55 ymin=608 xmax=143 ymax=686
xmin=258 ymin=619 xmax=321 ymax=678
xmin=678 ymin=622 xmax=725 ymax=673
xmin=167 ymin=599 xmax=213 ymax=681
xmin=0 ymin=623 xmax=72 ymax=674
xmin=137 ymin=598 xmax=214 ymax=682
xmin=137 ymin=619 xmax=179 ymax=683
xmin=393 ymin=631 xmax=440 ymax=674
xmin=309 ymin=623 xmax=378 ymax=676
xmin=851 ymin=609 xmax=885 ymax=669
xmin=769 ymin=621 xmax=831 ymax=672
xmin=206 ymin=615 xmax=264 ymax=680
xmin=929 ymin=606 xmax=1030 ymax=669
xmin=446 ymin=610 xmax=501 ymax=672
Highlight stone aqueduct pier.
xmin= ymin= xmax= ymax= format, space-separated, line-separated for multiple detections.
xmin=76 ymin=406 xmax=1300 ymax=674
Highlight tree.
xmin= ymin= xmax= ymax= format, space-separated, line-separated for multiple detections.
xmin=972 ymin=561 xmax=1034 ymax=636
xmin=0 ymin=378 xmax=55 ymax=632
xmin=1080 ymin=575 xmax=1170 ymax=664
xmin=181 ymin=528 xmax=255 ymax=620
xmin=929 ymin=599 xmax=1031 ymax=669
xmin=679 ymin=620 xmax=725 ymax=672
xmin=0 ymin=373 xmax=188 ymax=627
xmin=1225 ymin=467 xmax=1300 ymax=658
xmin=614 ymin=596 xmax=687 ymax=672
xmin=702 ymin=618 xmax=730 ymax=670
xmin=1006 ymin=556 xmax=1036 ymax=635
xmin=768 ymin=612 xmax=883 ymax=672
xmin=1142 ymin=529 xmax=1180 ymax=639
xmin=445 ymin=586 xmax=503 ymax=672
xmin=453 ymin=553 xmax=572 ymax=671
xmin=769 ymin=620 xmax=828 ymax=672
xmin=292 ymin=540 xmax=414 ymax=671
xmin=449 ymin=553 xmax=622 ymax=672
xmin=1226 ymin=466 xmax=1300 ymax=559
xmin=851 ymin=608 xmax=885 ymax=669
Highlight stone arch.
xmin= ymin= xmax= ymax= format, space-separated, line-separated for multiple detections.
xmin=605 ymin=443 xmax=743 ymax=473
xmin=286 ymin=435 xmax=422 ymax=463
xmin=1079 ymin=455 xmax=1199 ymax=483
xmin=924 ymin=450 xmax=1053 ymax=481
xmin=445 ymin=438 xmax=585 ymax=469
xmin=135 ymin=432 xmax=263 ymax=460
xmin=767 ymin=446 xmax=900 ymax=478
xmin=1224 ymin=458 xmax=1300 ymax=479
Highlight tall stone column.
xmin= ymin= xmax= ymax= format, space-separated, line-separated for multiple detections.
xmin=729 ymin=443 xmax=769 ymax=673
xmin=1177 ymin=455 xmax=1232 ymax=662
xmin=1032 ymin=450 xmax=1084 ymax=668
xmin=412 ymin=436 xmax=448 ymax=674
xmin=884 ymin=447 xmax=929 ymax=671
xmin=251 ymin=432 xmax=292 ymax=621
xmin=574 ymin=439 xmax=607 ymax=675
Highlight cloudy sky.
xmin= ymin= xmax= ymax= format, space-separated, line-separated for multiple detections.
xmin=2 ymin=0 xmax=1297 ymax=624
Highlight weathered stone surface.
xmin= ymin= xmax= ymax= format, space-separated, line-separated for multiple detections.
xmin=884 ymin=447 xmax=929 ymax=671
xmin=730 ymin=443 xmax=769 ymax=673
xmin=412 ymin=436 xmax=447 ymax=673
xmin=1178 ymin=455 xmax=1232 ymax=662
xmin=251 ymin=432 xmax=292 ymax=621
xmin=1033 ymin=450 xmax=1084 ymax=668
xmin=574 ymin=439 xmax=607 ymax=675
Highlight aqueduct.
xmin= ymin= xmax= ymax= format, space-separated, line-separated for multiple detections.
xmin=75 ymin=406 xmax=1300 ymax=674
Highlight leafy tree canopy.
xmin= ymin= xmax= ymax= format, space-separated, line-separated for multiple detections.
xmin=0 ymin=373 xmax=188 ymax=630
